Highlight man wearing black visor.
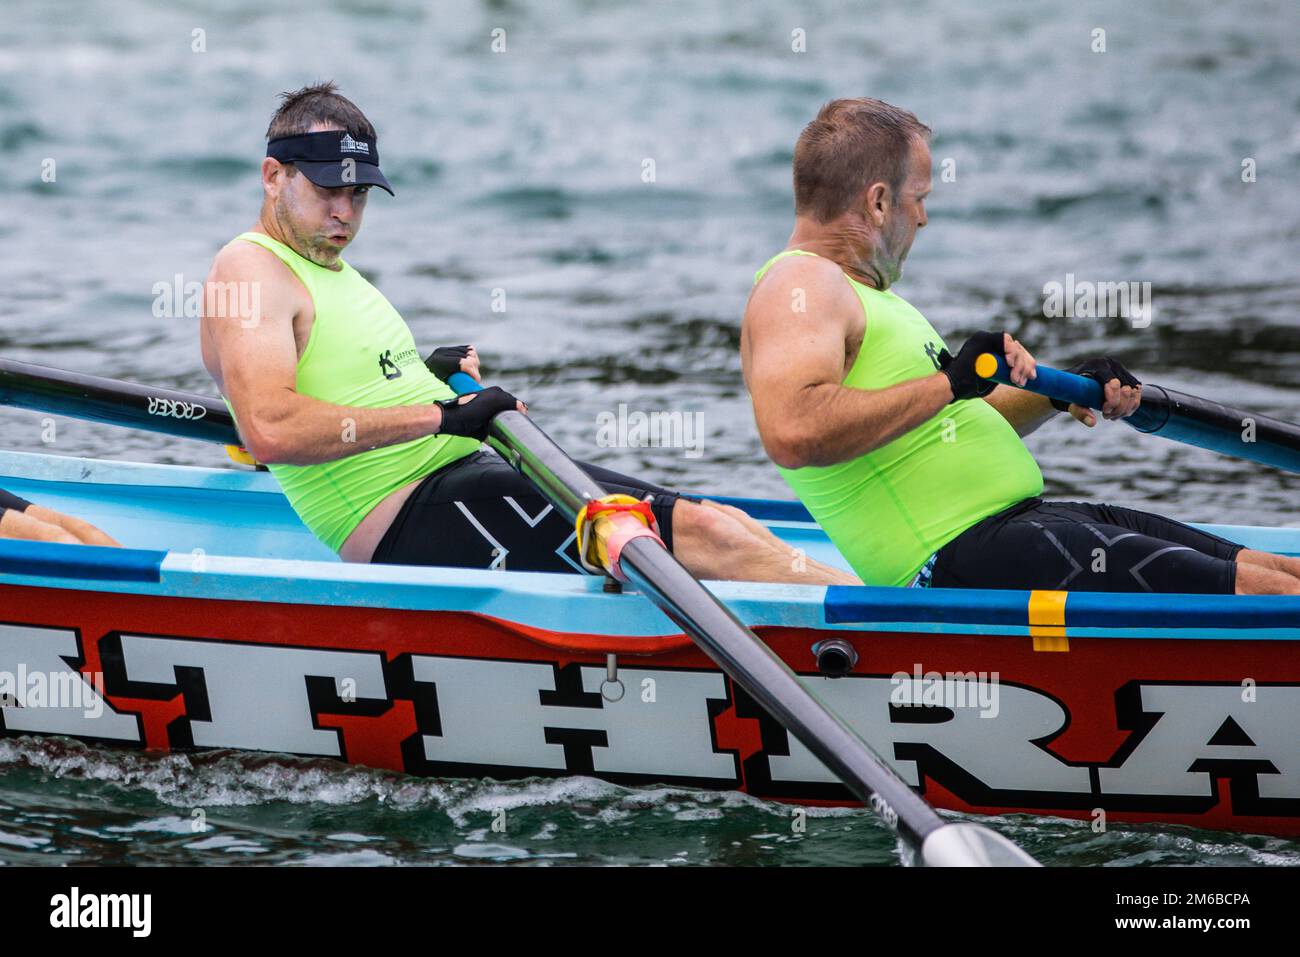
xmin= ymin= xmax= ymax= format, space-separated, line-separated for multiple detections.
xmin=199 ymin=82 xmax=854 ymax=584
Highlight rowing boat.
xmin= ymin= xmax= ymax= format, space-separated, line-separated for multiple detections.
xmin=2 ymin=445 xmax=1298 ymax=837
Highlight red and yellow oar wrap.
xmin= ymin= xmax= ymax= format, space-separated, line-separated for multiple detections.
xmin=574 ymin=494 xmax=663 ymax=581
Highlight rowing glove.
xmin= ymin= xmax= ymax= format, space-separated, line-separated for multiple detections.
xmin=1049 ymin=357 xmax=1141 ymax=411
xmin=436 ymin=386 xmax=520 ymax=440
xmin=424 ymin=345 xmax=472 ymax=381
xmin=938 ymin=330 xmax=1004 ymax=402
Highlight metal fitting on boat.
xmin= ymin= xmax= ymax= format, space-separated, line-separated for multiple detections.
xmin=811 ymin=638 xmax=858 ymax=678
xmin=601 ymin=653 xmax=625 ymax=702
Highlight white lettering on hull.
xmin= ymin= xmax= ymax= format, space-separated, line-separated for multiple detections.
xmin=769 ymin=675 xmax=1092 ymax=793
xmin=578 ymin=665 xmax=732 ymax=778
xmin=1098 ymin=684 xmax=1300 ymax=799
xmin=118 ymin=635 xmax=387 ymax=755
xmin=6 ymin=626 xmax=1297 ymax=816
xmin=410 ymin=656 xmax=735 ymax=779
xmin=0 ymin=625 xmax=139 ymax=741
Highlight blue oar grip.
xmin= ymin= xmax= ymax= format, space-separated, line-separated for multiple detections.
xmin=977 ymin=353 xmax=1104 ymax=410
xmin=447 ymin=371 xmax=482 ymax=395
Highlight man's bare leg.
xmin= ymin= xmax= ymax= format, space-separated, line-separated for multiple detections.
xmin=1236 ymin=550 xmax=1300 ymax=595
xmin=669 ymin=499 xmax=859 ymax=584
xmin=0 ymin=508 xmax=82 ymax=544
xmin=698 ymin=499 xmax=859 ymax=583
xmin=3 ymin=505 xmax=120 ymax=547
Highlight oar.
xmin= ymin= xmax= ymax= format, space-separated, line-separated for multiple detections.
xmin=0 ymin=357 xmax=240 ymax=445
xmin=976 ymin=353 xmax=1300 ymax=474
xmin=0 ymin=354 xmax=1038 ymax=865
xmin=445 ymin=371 xmax=1036 ymax=866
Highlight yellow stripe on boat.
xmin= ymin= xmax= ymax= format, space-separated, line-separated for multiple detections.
xmin=1029 ymin=589 xmax=1069 ymax=651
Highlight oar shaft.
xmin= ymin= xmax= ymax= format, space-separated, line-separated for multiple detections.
xmin=978 ymin=354 xmax=1300 ymax=474
xmin=616 ymin=535 xmax=936 ymax=842
xmin=502 ymin=401 xmax=941 ymax=844
xmin=448 ymin=370 xmax=1036 ymax=866
xmin=456 ymin=375 xmax=941 ymax=839
xmin=0 ymin=357 xmax=240 ymax=445
xmin=1133 ymin=384 xmax=1300 ymax=471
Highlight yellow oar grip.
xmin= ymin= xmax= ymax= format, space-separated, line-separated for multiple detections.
xmin=974 ymin=353 xmax=999 ymax=380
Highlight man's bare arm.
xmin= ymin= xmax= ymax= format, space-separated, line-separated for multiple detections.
xmin=743 ymin=257 xmax=954 ymax=469
xmin=983 ymin=378 xmax=1134 ymax=435
xmin=202 ymin=243 xmax=446 ymax=466
xmin=983 ymin=386 xmax=1060 ymax=437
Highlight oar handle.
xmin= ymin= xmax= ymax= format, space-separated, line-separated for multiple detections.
xmin=977 ymin=352 xmax=1300 ymax=473
xmin=978 ymin=351 xmax=1166 ymax=433
xmin=975 ymin=352 xmax=1104 ymax=409
xmin=447 ymin=371 xmax=482 ymax=395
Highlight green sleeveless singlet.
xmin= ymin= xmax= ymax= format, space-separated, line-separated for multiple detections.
xmin=224 ymin=232 xmax=480 ymax=552
xmin=753 ymin=250 xmax=1043 ymax=586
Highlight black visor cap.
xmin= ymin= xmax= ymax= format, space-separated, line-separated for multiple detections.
xmin=266 ymin=130 xmax=394 ymax=196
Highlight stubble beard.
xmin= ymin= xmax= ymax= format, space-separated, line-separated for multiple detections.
xmin=274 ymin=191 xmax=340 ymax=268
xmin=876 ymin=217 xmax=914 ymax=288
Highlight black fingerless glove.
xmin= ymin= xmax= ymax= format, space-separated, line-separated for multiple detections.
xmin=424 ymin=345 xmax=472 ymax=381
xmin=1049 ymin=357 xmax=1141 ymax=412
xmin=938 ymin=330 xmax=1004 ymax=402
xmin=436 ymin=386 xmax=520 ymax=441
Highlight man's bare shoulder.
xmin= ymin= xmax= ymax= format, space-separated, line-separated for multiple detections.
xmin=208 ymin=235 xmax=292 ymax=284
xmin=200 ymin=238 xmax=305 ymax=392
xmin=203 ymin=235 xmax=308 ymax=329
xmin=745 ymin=253 xmax=859 ymax=329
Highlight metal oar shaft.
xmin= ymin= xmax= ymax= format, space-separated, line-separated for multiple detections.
xmin=455 ymin=374 xmax=1037 ymax=866
xmin=980 ymin=354 xmax=1300 ymax=474
xmin=491 ymin=407 xmax=939 ymax=846
xmin=619 ymin=537 xmax=939 ymax=843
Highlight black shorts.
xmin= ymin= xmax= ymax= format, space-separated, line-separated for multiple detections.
xmin=930 ymin=498 xmax=1243 ymax=594
xmin=370 ymin=450 xmax=690 ymax=572
xmin=0 ymin=488 xmax=32 ymax=522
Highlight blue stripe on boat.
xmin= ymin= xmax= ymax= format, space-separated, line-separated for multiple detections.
xmin=1062 ymin=591 xmax=1300 ymax=630
xmin=824 ymin=585 xmax=1031 ymax=625
xmin=0 ymin=539 xmax=165 ymax=583
xmin=825 ymin=585 xmax=1300 ymax=631
xmin=702 ymin=495 xmax=814 ymax=523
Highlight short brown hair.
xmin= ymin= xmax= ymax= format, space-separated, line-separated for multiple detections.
xmin=793 ymin=98 xmax=931 ymax=223
xmin=265 ymin=81 xmax=377 ymax=142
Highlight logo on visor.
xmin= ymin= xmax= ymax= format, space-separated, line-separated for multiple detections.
xmin=340 ymin=134 xmax=370 ymax=155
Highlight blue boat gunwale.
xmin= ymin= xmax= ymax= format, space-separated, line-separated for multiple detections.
xmin=1 ymin=449 xmax=1299 ymax=641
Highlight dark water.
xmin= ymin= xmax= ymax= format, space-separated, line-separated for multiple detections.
xmin=1 ymin=0 xmax=1298 ymax=865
